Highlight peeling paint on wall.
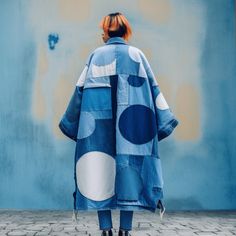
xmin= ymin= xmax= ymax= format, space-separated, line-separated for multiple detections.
xmin=48 ymin=33 xmax=59 ymax=50
xmin=175 ymin=83 xmax=201 ymax=141
xmin=31 ymin=44 xmax=48 ymax=120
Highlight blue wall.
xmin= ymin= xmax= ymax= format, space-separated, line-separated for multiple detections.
xmin=0 ymin=0 xmax=235 ymax=210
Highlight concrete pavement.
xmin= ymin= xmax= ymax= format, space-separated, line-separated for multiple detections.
xmin=0 ymin=209 xmax=235 ymax=236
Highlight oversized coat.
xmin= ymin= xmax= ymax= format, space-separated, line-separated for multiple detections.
xmin=58 ymin=36 xmax=179 ymax=220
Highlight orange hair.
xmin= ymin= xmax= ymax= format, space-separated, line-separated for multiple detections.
xmin=99 ymin=12 xmax=132 ymax=41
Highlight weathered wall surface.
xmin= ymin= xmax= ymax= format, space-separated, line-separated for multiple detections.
xmin=0 ymin=0 xmax=235 ymax=210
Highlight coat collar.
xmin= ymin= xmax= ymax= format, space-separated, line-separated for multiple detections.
xmin=105 ymin=36 xmax=128 ymax=45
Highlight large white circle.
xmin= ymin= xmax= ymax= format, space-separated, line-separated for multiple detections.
xmin=155 ymin=92 xmax=169 ymax=110
xmin=76 ymin=151 xmax=116 ymax=201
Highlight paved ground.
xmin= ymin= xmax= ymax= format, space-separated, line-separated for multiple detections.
xmin=0 ymin=209 xmax=235 ymax=236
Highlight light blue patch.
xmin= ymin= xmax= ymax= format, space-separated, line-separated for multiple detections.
xmin=116 ymin=45 xmax=140 ymax=75
xmin=129 ymin=78 xmax=152 ymax=107
xmin=89 ymin=110 xmax=113 ymax=119
xmin=92 ymin=45 xmax=116 ymax=66
xmin=86 ymin=46 xmax=116 ymax=78
xmin=84 ymin=76 xmax=111 ymax=88
xmin=117 ymin=74 xmax=129 ymax=105
xmin=81 ymin=86 xmax=112 ymax=111
xmin=77 ymin=112 xmax=96 ymax=139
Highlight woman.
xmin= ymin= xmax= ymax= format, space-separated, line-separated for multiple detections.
xmin=59 ymin=12 xmax=179 ymax=236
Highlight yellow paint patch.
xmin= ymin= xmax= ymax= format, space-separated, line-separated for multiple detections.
xmin=138 ymin=0 xmax=172 ymax=24
xmin=31 ymin=44 xmax=48 ymax=120
xmin=175 ymin=84 xmax=201 ymax=141
xmin=142 ymin=47 xmax=153 ymax=62
xmin=58 ymin=0 xmax=91 ymax=22
xmin=80 ymin=45 xmax=93 ymax=63
xmin=52 ymin=75 xmax=74 ymax=138
xmin=38 ymin=44 xmax=48 ymax=75
xmin=79 ymin=40 xmax=100 ymax=64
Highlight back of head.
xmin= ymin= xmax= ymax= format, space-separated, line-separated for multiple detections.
xmin=99 ymin=12 xmax=132 ymax=41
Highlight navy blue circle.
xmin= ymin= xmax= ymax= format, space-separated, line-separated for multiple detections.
xmin=118 ymin=105 xmax=157 ymax=144
xmin=127 ymin=75 xmax=146 ymax=87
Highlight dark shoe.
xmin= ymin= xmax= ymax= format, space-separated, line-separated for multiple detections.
xmin=101 ymin=229 xmax=113 ymax=236
xmin=118 ymin=229 xmax=131 ymax=236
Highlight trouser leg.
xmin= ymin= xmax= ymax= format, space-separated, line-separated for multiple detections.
xmin=97 ymin=210 xmax=113 ymax=230
xmin=119 ymin=210 xmax=133 ymax=231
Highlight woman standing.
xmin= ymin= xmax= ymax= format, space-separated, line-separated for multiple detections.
xmin=59 ymin=12 xmax=179 ymax=236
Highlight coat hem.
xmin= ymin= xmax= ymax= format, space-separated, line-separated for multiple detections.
xmin=72 ymin=205 xmax=156 ymax=213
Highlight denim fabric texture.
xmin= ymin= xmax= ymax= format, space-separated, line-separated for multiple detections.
xmin=59 ymin=36 xmax=179 ymax=213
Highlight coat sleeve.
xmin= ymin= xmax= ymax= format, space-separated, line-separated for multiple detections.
xmin=140 ymin=51 xmax=179 ymax=142
xmin=58 ymin=86 xmax=83 ymax=141
xmin=58 ymin=53 xmax=93 ymax=141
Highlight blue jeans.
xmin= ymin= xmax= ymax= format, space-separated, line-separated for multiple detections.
xmin=97 ymin=210 xmax=133 ymax=231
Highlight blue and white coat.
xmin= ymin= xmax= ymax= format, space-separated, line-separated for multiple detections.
xmin=59 ymin=36 xmax=179 ymax=219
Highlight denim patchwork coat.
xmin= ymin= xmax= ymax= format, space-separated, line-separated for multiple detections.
xmin=58 ymin=36 xmax=179 ymax=219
